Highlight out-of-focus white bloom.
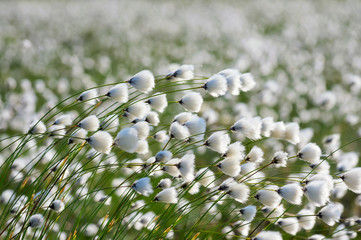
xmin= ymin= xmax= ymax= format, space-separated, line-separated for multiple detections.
xmin=225 ymin=74 xmax=242 ymax=95
xmin=315 ymin=91 xmax=336 ymax=110
xmin=100 ymin=114 xmax=119 ymax=132
xmin=132 ymin=121 xmax=149 ymax=140
xmin=78 ymin=115 xmax=100 ymax=131
xmin=203 ymin=74 xmax=228 ymax=97
xmin=240 ymin=162 xmax=257 ymax=175
xmin=184 ymin=115 xmax=206 ymax=142
xmin=261 ymin=117 xmax=275 ymax=137
xmin=50 ymin=200 xmax=65 ymax=212
xmin=271 ymin=121 xmax=285 ymax=139
xmin=317 ymin=202 xmax=343 ymax=226
xmin=297 ymin=143 xmax=322 ymax=163
xmin=227 ymin=183 xmax=249 ymax=203
xmin=177 ymin=154 xmax=195 ymax=182
xmin=53 ymin=114 xmax=73 ymax=126
xmin=271 ymin=151 xmax=288 ymax=168
xmin=202 ymin=108 xmax=219 ymax=125
xmin=341 ymin=167 xmax=361 ymax=193
xmin=277 ymin=183 xmax=303 ymax=205
xmin=115 ymin=128 xmax=138 ymax=153
xmin=261 ymin=205 xmax=285 ymax=219
xmin=69 ymin=128 xmax=87 ymax=144
xmin=29 ymin=120 xmax=46 ymax=134
xmin=0 ymin=189 xmax=15 ymax=204
xmin=78 ymin=89 xmax=98 ymax=105
xmin=297 ymin=209 xmax=316 ymax=230
xmin=222 ymin=142 xmax=245 ymax=160
xmin=125 ymin=102 xmax=148 ymax=119
xmin=48 ymin=125 xmax=66 ymax=138
xmin=154 ymin=187 xmax=178 ymax=203
xmin=106 ymin=83 xmax=128 ymax=103
xmin=239 ymin=73 xmax=256 ymax=92
xmin=29 ymin=214 xmax=44 ymax=228
xmin=252 ymin=231 xmax=282 ymax=240
xmin=308 ymin=234 xmax=325 ymax=240
xmin=205 ymin=132 xmax=230 ymax=154
xmin=153 ymin=130 xmax=168 ymax=142
xmin=310 ymin=160 xmax=330 ymax=175
xmin=163 ymin=158 xmax=181 ymax=178
xmin=146 ymin=93 xmax=167 ymax=113
xmin=240 ymin=205 xmax=257 ymax=222
xmin=307 ymin=174 xmax=334 ymax=189
xmin=218 ymin=178 xmax=237 ymax=192
xmin=155 ymin=151 xmax=173 ymax=163
xmin=179 ymin=92 xmax=203 ymax=113
xmin=157 ymin=178 xmax=172 ymax=189
xmin=145 ymin=111 xmax=160 ymax=126
xmin=217 ymin=158 xmax=241 ymax=177
xmin=285 ymin=122 xmax=300 ymax=144
xmin=87 ymin=131 xmax=113 ymax=154
xmin=169 ymin=122 xmax=190 ymax=140
xmin=337 ymin=152 xmax=358 ymax=172
xmin=255 ymin=185 xmax=282 ymax=207
xmin=196 ymin=168 xmax=215 ymax=188
xmin=303 ymin=180 xmax=331 ymax=207
xmin=167 ymin=65 xmax=194 ymax=80
xmin=245 ymin=146 xmax=264 ymax=164
xmin=128 ymin=70 xmax=155 ymax=93
xmin=277 ymin=217 xmax=299 ymax=236
xmin=84 ymin=223 xmax=99 ymax=237
xmin=132 ymin=177 xmax=153 ymax=197
xmin=173 ymin=112 xmax=193 ymax=124
xmin=231 ymin=117 xmax=262 ymax=140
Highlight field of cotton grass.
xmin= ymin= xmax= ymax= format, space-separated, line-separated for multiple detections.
xmin=1 ymin=1 xmax=361 ymax=239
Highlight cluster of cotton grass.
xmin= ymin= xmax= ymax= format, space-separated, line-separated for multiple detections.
xmin=1 ymin=65 xmax=361 ymax=240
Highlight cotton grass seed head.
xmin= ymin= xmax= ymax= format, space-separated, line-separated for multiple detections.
xmin=297 ymin=143 xmax=322 ymax=164
xmin=179 ymin=92 xmax=203 ymax=113
xmin=29 ymin=120 xmax=46 ymax=134
xmin=155 ymin=151 xmax=173 ymax=163
xmin=169 ymin=121 xmax=190 ymax=140
xmin=50 ymin=200 xmax=65 ymax=212
xmin=106 ymin=83 xmax=128 ymax=103
xmin=69 ymin=128 xmax=87 ymax=144
xmin=78 ymin=89 xmax=98 ymax=105
xmin=231 ymin=117 xmax=262 ymax=140
xmin=146 ymin=92 xmax=168 ymax=113
xmin=78 ymin=115 xmax=100 ymax=132
xmin=128 ymin=70 xmax=155 ymax=93
xmin=87 ymin=131 xmax=113 ymax=154
xmin=132 ymin=177 xmax=154 ymax=197
xmin=240 ymin=205 xmax=257 ymax=222
xmin=205 ymin=132 xmax=230 ymax=154
xmin=277 ymin=183 xmax=303 ymax=205
xmin=239 ymin=73 xmax=256 ymax=92
xmin=340 ymin=167 xmax=361 ymax=193
xmin=115 ymin=128 xmax=138 ymax=153
xmin=154 ymin=187 xmax=178 ymax=204
xmin=203 ymin=74 xmax=228 ymax=97
xmin=255 ymin=185 xmax=282 ymax=207
xmin=29 ymin=214 xmax=44 ymax=228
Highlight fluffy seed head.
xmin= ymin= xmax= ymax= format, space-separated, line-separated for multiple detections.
xmin=239 ymin=73 xmax=256 ymax=92
xmin=29 ymin=214 xmax=44 ymax=228
xmin=157 ymin=178 xmax=172 ymax=189
xmin=253 ymin=231 xmax=282 ymax=240
xmin=255 ymin=185 xmax=282 ymax=207
xmin=78 ymin=89 xmax=98 ymax=105
xmin=178 ymin=154 xmax=195 ymax=182
xmin=78 ymin=115 xmax=100 ymax=131
xmin=125 ymin=102 xmax=148 ymax=119
xmin=205 ymin=132 xmax=230 ymax=154
xmin=227 ymin=183 xmax=250 ymax=203
xmin=147 ymin=92 xmax=168 ymax=113
xmin=132 ymin=121 xmax=149 ymax=140
xmin=87 ymin=131 xmax=113 ymax=154
xmin=245 ymin=146 xmax=264 ymax=164
xmin=297 ymin=209 xmax=316 ymax=230
xmin=156 ymin=151 xmax=173 ymax=163
xmin=231 ymin=117 xmax=262 ymax=140
xmin=168 ymin=64 xmax=194 ymax=80
xmin=50 ymin=200 xmax=65 ymax=212
xmin=154 ymin=187 xmax=178 ymax=203
xmin=277 ymin=183 xmax=303 ymax=205
xmin=271 ymin=151 xmax=288 ymax=168
xmin=184 ymin=116 xmax=206 ymax=142
xmin=179 ymin=92 xmax=203 ymax=113
xmin=240 ymin=205 xmax=257 ymax=222
xmin=29 ymin=120 xmax=46 ymax=134
xmin=128 ymin=70 xmax=155 ymax=93
xmin=145 ymin=111 xmax=160 ymax=126
xmin=271 ymin=121 xmax=285 ymax=139
xmin=261 ymin=117 xmax=275 ymax=137
xmin=69 ymin=128 xmax=87 ymax=144
xmin=217 ymin=158 xmax=241 ymax=177
xmin=115 ymin=128 xmax=138 ymax=153
xmin=303 ymin=180 xmax=331 ymax=207
xmin=285 ymin=122 xmax=300 ymax=144
xmin=169 ymin=122 xmax=190 ymax=140
xmin=106 ymin=83 xmax=128 ymax=103
xmin=297 ymin=143 xmax=322 ymax=163
xmin=153 ymin=130 xmax=168 ymax=142
xmin=196 ymin=168 xmax=215 ymax=188
xmin=53 ymin=114 xmax=73 ymax=126
xmin=277 ymin=217 xmax=299 ymax=236
xmin=132 ymin=177 xmax=154 ymax=197
xmin=223 ymin=142 xmax=245 ymax=160
xmin=48 ymin=125 xmax=66 ymax=138
xmin=203 ymin=74 xmax=228 ymax=97
xmin=341 ymin=167 xmax=361 ymax=193
xmin=317 ymin=202 xmax=343 ymax=226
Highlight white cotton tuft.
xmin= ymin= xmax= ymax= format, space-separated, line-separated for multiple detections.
xmin=100 ymin=114 xmax=119 ymax=132
xmin=128 ymin=70 xmax=155 ymax=93
xmin=231 ymin=117 xmax=262 ymax=140
xmin=84 ymin=223 xmax=99 ymax=237
xmin=297 ymin=143 xmax=322 ymax=164
xmin=0 ymin=189 xmax=15 ymax=204
xmin=341 ymin=167 xmax=361 ymax=193
xmin=227 ymin=183 xmax=250 ymax=203
xmin=29 ymin=214 xmax=44 ymax=228
xmin=132 ymin=177 xmax=154 ymax=197
xmin=163 ymin=158 xmax=181 ymax=178
xmin=271 ymin=151 xmax=288 ymax=168
xmin=310 ymin=160 xmax=330 ymax=175
xmin=203 ymin=74 xmax=228 ymax=97
xmin=78 ymin=89 xmax=98 ymax=105
xmin=179 ymin=92 xmax=203 ymax=113
xmin=106 ymin=83 xmax=128 ymax=103
xmin=308 ymin=234 xmax=325 ymax=240
xmin=146 ymin=93 xmax=168 ymax=113
xmin=270 ymin=121 xmax=285 ymax=139
xmin=277 ymin=183 xmax=303 ymax=205
xmin=132 ymin=121 xmax=149 ymax=140
xmin=155 ymin=151 xmax=173 ymax=163
xmin=50 ymin=200 xmax=65 ymax=212
xmin=153 ymin=130 xmax=168 ymax=142
xmin=223 ymin=142 xmax=245 ymax=160
xmin=154 ymin=187 xmax=178 ymax=203
xmin=48 ymin=125 xmax=66 ymax=139
xmin=177 ymin=154 xmax=195 ymax=182
xmin=336 ymin=152 xmax=358 ymax=172
xmin=87 ymin=131 xmax=113 ymax=154
xmin=125 ymin=102 xmax=148 ymax=119
xmin=253 ymin=231 xmax=282 ymax=240
xmin=218 ymin=178 xmax=238 ymax=192
xmin=261 ymin=205 xmax=285 ymax=220
xmin=78 ymin=115 xmax=100 ymax=131
xmin=277 ymin=217 xmax=299 ymax=236
xmin=53 ymin=114 xmax=73 ymax=126
xmin=225 ymin=74 xmax=242 ymax=95
xmin=69 ymin=129 xmax=87 ymax=145
xmin=157 ymin=178 xmax=172 ymax=189
xmin=240 ymin=162 xmax=257 ymax=175
xmin=115 ymin=128 xmax=138 ymax=153
xmin=145 ymin=111 xmax=160 ymax=126
xmin=196 ymin=168 xmax=215 ymax=188
xmin=297 ymin=209 xmax=316 ymax=230
xmin=184 ymin=115 xmax=206 ymax=142
xmin=217 ymin=158 xmax=241 ymax=177
xmin=205 ymin=132 xmax=230 ymax=154
xmin=261 ymin=117 xmax=275 ymax=137
xmin=255 ymin=185 xmax=282 ymax=207
xmin=239 ymin=73 xmax=256 ymax=92
xmin=285 ymin=122 xmax=300 ymax=144
xmin=29 ymin=120 xmax=47 ymax=134
xmin=303 ymin=180 xmax=331 ymax=207
xmin=135 ymin=140 xmax=149 ymax=154
xmin=168 ymin=64 xmax=194 ymax=80
xmin=317 ymin=202 xmax=343 ymax=226
xmin=169 ymin=122 xmax=190 ymax=140
xmin=240 ymin=205 xmax=257 ymax=222
xmin=245 ymin=146 xmax=264 ymax=164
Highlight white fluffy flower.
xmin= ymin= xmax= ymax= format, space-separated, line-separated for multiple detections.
xmin=146 ymin=93 xmax=168 ymax=113
xmin=128 ymin=70 xmax=155 ymax=93
xmin=196 ymin=168 xmax=215 ymax=188
xmin=261 ymin=205 xmax=285 ymax=220
xmin=154 ymin=187 xmax=178 ymax=203
xmin=145 ymin=111 xmax=160 ymax=126
xmin=218 ymin=178 xmax=237 ymax=192
xmin=167 ymin=64 xmax=194 ymax=80
xmin=169 ymin=122 xmax=190 ymax=140
xmin=153 ymin=130 xmax=168 ymax=142
xmin=155 ymin=151 xmax=173 ymax=163
xmin=253 ymin=231 xmax=282 ymax=240
xmin=225 ymin=74 xmax=242 ymax=95
xmin=78 ymin=115 xmax=100 ymax=131
xmin=163 ymin=158 xmax=181 ymax=178
xmin=239 ymin=73 xmax=256 ymax=92
xmin=261 ymin=117 xmax=275 ymax=137
xmin=223 ymin=142 xmax=245 ymax=160
xmin=132 ymin=177 xmax=154 ymax=197
xmin=227 ymin=183 xmax=250 ymax=203
xmin=29 ymin=120 xmax=46 ymax=134
xmin=303 ymin=180 xmax=331 ymax=207
xmin=231 ymin=117 xmax=262 ymax=140
xmin=48 ymin=125 xmax=66 ymax=138
xmin=179 ymin=92 xmax=203 ymax=113
xmin=270 ymin=121 xmax=285 ymax=139
xmin=203 ymin=74 xmax=228 ymax=97
xmin=115 ymin=128 xmax=138 ymax=153
xmin=297 ymin=143 xmax=322 ymax=164
xmin=245 ymin=146 xmax=264 ymax=164
xmin=132 ymin=121 xmax=149 ymax=140
xmin=217 ymin=158 xmax=241 ymax=177
xmin=157 ymin=178 xmax=172 ymax=189
xmin=317 ymin=202 xmax=343 ymax=226
xmin=125 ymin=102 xmax=148 ymax=119
xmin=50 ymin=200 xmax=65 ymax=212
xmin=285 ymin=122 xmax=300 ymax=144
xmin=78 ymin=89 xmax=98 ymax=105
xmin=277 ymin=183 xmax=303 ymax=205
xmin=184 ymin=116 xmax=206 ymax=142
xmin=177 ymin=154 xmax=195 ymax=182
xmin=255 ymin=185 xmax=282 ymax=207
xmin=205 ymin=132 xmax=230 ymax=154
xmin=240 ymin=205 xmax=257 ymax=222
xmin=341 ymin=167 xmax=361 ymax=193
xmin=277 ymin=217 xmax=299 ymax=236
xmin=106 ymin=83 xmax=128 ymax=103
xmin=87 ymin=131 xmax=113 ymax=154
xmin=271 ymin=151 xmax=288 ymax=168
xmin=297 ymin=209 xmax=316 ymax=230
xmin=29 ymin=214 xmax=44 ymax=228
xmin=53 ymin=114 xmax=73 ymax=126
